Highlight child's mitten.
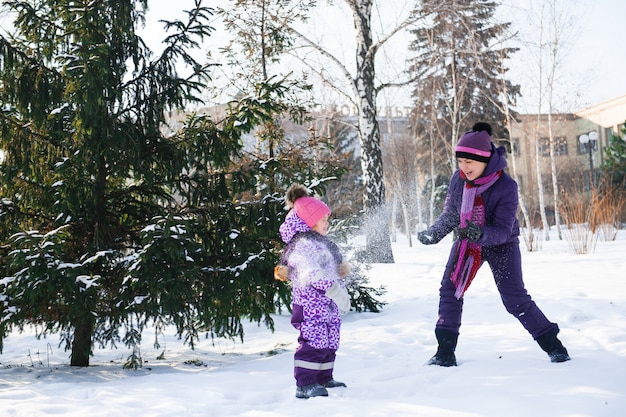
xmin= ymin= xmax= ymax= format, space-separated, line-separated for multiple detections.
xmin=325 ymin=282 xmax=351 ymax=314
xmin=274 ymin=265 xmax=290 ymax=282
xmin=338 ymin=262 xmax=351 ymax=279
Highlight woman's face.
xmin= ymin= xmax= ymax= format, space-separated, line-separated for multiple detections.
xmin=457 ymin=158 xmax=487 ymax=181
xmin=312 ymin=214 xmax=330 ymax=236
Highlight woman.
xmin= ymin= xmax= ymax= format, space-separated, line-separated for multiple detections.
xmin=418 ymin=122 xmax=570 ymax=366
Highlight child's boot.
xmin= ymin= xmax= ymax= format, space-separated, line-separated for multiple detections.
xmin=321 ymin=379 xmax=347 ymax=388
xmin=295 ymin=383 xmax=328 ymax=399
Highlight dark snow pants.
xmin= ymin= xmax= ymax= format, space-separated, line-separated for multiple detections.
xmin=293 ymin=342 xmax=336 ymax=387
xmin=435 ymin=241 xmax=558 ymax=340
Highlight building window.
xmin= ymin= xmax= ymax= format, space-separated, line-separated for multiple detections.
xmin=539 ymin=138 xmax=549 ymax=156
xmin=511 ymin=138 xmax=519 ymax=156
xmin=554 ymin=136 xmax=568 ymax=155
xmin=540 ymin=137 xmax=568 ymax=156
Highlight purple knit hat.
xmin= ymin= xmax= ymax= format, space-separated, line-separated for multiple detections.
xmin=455 ymin=130 xmax=493 ymax=163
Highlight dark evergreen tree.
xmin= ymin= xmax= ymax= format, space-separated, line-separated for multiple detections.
xmin=0 ymin=0 xmax=212 ymax=367
xmin=0 ymin=0 xmax=301 ymax=367
xmin=602 ymin=123 xmax=626 ymax=187
xmin=408 ymin=0 xmax=520 ymax=177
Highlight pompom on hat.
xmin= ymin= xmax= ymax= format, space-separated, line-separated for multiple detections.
xmin=471 ymin=121 xmax=492 ymax=135
xmin=455 ymin=122 xmax=494 ymax=163
xmin=285 ymin=184 xmax=331 ymax=228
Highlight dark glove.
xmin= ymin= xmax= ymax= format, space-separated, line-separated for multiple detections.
xmin=456 ymin=221 xmax=482 ymax=242
xmin=418 ymin=230 xmax=437 ymax=245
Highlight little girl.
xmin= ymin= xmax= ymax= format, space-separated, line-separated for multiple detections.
xmin=276 ymin=184 xmax=350 ymax=399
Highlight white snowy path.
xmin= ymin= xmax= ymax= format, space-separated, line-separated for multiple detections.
xmin=0 ymin=232 xmax=624 ymax=417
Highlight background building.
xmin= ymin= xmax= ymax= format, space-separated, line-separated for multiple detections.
xmin=506 ymin=95 xmax=626 ymax=223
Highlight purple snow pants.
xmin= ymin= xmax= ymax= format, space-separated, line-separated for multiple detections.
xmin=291 ymin=304 xmax=338 ymax=387
xmin=436 ymin=241 xmax=558 ymax=339
xmin=293 ymin=342 xmax=336 ymax=387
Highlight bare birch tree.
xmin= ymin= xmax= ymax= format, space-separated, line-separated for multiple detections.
xmin=348 ymin=0 xmax=393 ymax=262
xmin=543 ymin=0 xmax=579 ymax=240
xmin=280 ymin=1 xmax=429 ymax=262
xmin=515 ymin=0 xmax=582 ymax=242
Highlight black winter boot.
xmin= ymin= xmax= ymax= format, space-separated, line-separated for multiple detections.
xmin=295 ymin=383 xmax=328 ymax=399
xmin=536 ymin=328 xmax=570 ymax=363
xmin=428 ymin=328 xmax=458 ymax=367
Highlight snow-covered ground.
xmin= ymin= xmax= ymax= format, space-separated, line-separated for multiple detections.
xmin=1 ymin=230 xmax=625 ymax=417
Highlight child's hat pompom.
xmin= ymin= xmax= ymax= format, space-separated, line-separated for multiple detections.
xmin=285 ymin=184 xmax=310 ymax=208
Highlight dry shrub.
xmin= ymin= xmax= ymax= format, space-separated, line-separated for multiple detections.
xmin=519 ymin=211 xmax=543 ymax=252
xmin=520 ymin=227 xmax=543 ymax=252
xmin=560 ymin=179 xmax=625 ymax=253
xmin=560 ymin=189 xmax=597 ymax=254
xmin=591 ymin=180 xmax=625 ymax=241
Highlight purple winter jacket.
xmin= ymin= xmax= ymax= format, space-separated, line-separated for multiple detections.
xmin=426 ymin=144 xmax=520 ymax=247
xmin=279 ymin=210 xmax=343 ymax=350
xmin=279 ymin=210 xmax=343 ymax=297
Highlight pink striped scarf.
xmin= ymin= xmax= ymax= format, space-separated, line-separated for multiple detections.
xmin=450 ymin=170 xmax=502 ymax=299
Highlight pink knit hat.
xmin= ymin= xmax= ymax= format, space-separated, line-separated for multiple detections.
xmin=455 ymin=130 xmax=492 ymax=163
xmin=293 ymin=196 xmax=331 ymax=228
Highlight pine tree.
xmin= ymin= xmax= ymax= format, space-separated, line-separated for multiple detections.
xmin=0 ymin=0 xmax=219 ymax=366
xmin=0 ymin=1 xmax=296 ymax=367
xmin=408 ymin=0 xmax=520 ymax=176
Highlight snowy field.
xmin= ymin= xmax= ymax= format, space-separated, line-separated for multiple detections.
xmin=0 ymin=230 xmax=625 ymax=417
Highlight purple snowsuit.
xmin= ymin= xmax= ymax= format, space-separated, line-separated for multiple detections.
xmin=279 ymin=210 xmax=344 ymax=387
xmin=425 ymin=145 xmax=558 ymax=340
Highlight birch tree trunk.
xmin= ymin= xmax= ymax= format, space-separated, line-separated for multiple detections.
xmin=526 ymin=0 xmax=580 ymax=242
xmin=534 ymin=3 xmax=551 ymax=242
xmin=349 ymin=0 xmax=394 ymax=262
xmin=415 ymin=173 xmax=425 ymax=230
xmin=390 ymin=192 xmax=398 ymax=242
xmin=535 ymin=115 xmax=551 ymax=242
xmin=547 ymin=113 xmax=562 ymax=239
xmin=400 ymin=194 xmax=413 ymax=247
xmin=545 ymin=0 xmax=572 ymax=241
xmin=506 ymin=121 xmax=534 ymax=250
